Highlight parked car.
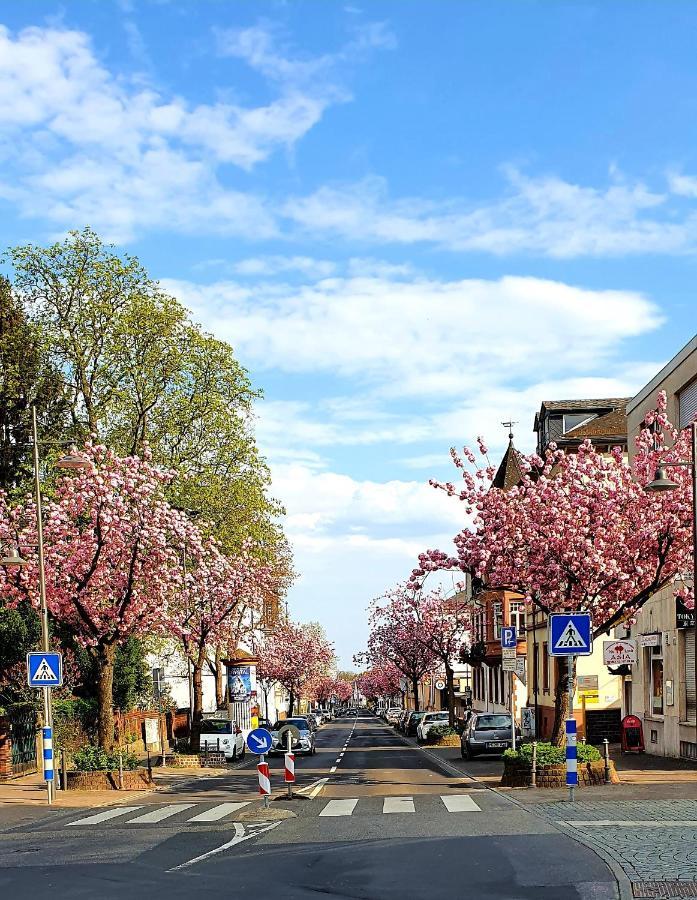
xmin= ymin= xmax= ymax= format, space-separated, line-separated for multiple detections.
xmin=270 ymin=717 xmax=316 ymax=755
xmin=416 ymin=711 xmax=450 ymax=742
xmin=199 ymin=718 xmax=245 ymax=761
xmin=304 ymin=713 xmax=319 ymax=731
xmin=460 ymin=713 xmax=520 ymax=759
xmin=385 ymin=707 xmax=403 ymax=726
xmin=404 ymin=710 xmax=427 ymax=737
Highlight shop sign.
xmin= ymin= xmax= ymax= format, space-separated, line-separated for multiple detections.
xmin=639 ymin=633 xmax=661 ymax=648
xmin=676 ymin=596 xmax=696 ymax=629
xmin=603 ymin=639 xmax=637 ymax=666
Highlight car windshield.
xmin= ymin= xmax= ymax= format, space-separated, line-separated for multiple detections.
xmin=425 ymin=712 xmax=449 ymax=721
xmin=475 ymin=715 xmax=512 ymax=729
xmin=272 ymin=719 xmax=308 ymax=730
xmin=200 ymin=720 xmax=232 ymax=734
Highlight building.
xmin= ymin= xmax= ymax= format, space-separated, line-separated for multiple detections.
xmin=623 ymin=333 xmax=697 ymax=759
xmin=534 ymin=398 xmax=630 ymax=456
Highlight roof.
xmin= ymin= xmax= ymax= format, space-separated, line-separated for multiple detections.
xmin=534 ymin=398 xmax=630 ymax=432
xmin=492 ymin=438 xmax=525 ymax=491
xmin=566 ymin=406 xmax=627 ymax=440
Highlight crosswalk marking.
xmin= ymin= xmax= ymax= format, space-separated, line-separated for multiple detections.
xmin=319 ymin=799 xmax=358 ymax=817
xmin=441 ymin=795 xmax=481 ymax=812
xmin=128 ymin=804 xmax=196 ymax=824
xmin=66 ymin=807 xmax=143 ymax=826
xmin=187 ymin=802 xmax=249 ymax=822
xmin=383 ymin=797 xmax=415 ymax=814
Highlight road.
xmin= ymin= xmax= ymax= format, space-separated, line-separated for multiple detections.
xmin=0 ymin=713 xmax=620 ymax=899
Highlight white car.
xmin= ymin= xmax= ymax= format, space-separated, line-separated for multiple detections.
xmin=199 ymin=718 xmax=245 ymax=761
xmin=416 ymin=711 xmax=450 ymax=742
xmin=385 ymin=707 xmax=403 ymax=725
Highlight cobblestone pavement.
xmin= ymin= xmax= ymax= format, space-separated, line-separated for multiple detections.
xmin=529 ymin=799 xmax=697 ymax=895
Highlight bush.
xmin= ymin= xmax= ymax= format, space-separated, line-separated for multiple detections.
xmin=72 ymin=744 xmax=140 ymax=772
xmin=425 ymin=724 xmax=458 ymax=743
xmin=503 ymin=741 xmax=601 ymax=767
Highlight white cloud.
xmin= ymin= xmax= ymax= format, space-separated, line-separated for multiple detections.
xmin=0 ymin=24 xmax=337 ymax=241
xmin=284 ymin=170 xmax=697 ymax=258
xmin=233 ymin=256 xmax=338 ymax=278
xmin=167 ymin=272 xmax=662 ymax=398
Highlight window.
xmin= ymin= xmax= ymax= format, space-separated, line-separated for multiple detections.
xmin=563 ymin=412 xmax=596 ymax=434
xmin=509 ymin=601 xmax=526 ymax=634
xmin=679 ymin=379 xmax=697 ymax=429
xmin=647 ymin=644 xmax=664 ymax=716
xmin=492 ymin=602 xmax=502 ymax=640
xmin=542 ymin=643 xmax=549 ymax=692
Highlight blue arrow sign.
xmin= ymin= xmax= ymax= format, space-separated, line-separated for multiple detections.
xmin=500 ymin=626 xmax=517 ymax=649
xmin=246 ymin=727 xmax=273 ymax=754
xmin=548 ymin=614 xmax=593 ymax=657
xmin=27 ymin=652 xmax=63 ymax=687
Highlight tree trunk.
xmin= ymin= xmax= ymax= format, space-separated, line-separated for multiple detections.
xmin=445 ymin=663 xmax=456 ymax=727
xmin=190 ymin=661 xmax=204 ymax=752
xmin=288 ymin=687 xmax=295 ymax=716
xmin=411 ymin=675 xmax=420 ymax=711
xmin=550 ymin=656 xmax=577 ymax=747
xmin=96 ymin=643 xmax=116 ymax=750
xmin=214 ymin=646 xmax=225 ymax=709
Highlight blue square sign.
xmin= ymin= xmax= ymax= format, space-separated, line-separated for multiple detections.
xmin=500 ymin=626 xmax=517 ymax=649
xmin=548 ymin=614 xmax=593 ymax=657
xmin=27 ymin=652 xmax=63 ymax=687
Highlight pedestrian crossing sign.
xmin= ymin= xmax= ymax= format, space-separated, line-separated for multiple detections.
xmin=548 ymin=614 xmax=593 ymax=657
xmin=27 ymin=652 xmax=63 ymax=687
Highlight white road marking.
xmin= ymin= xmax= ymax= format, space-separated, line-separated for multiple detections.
xmin=128 ymin=804 xmax=196 ymax=824
xmin=168 ymin=821 xmax=281 ymax=871
xmin=329 ymin=766 xmax=337 ymax=773
xmin=441 ymin=795 xmax=481 ymax=812
xmin=383 ymin=796 xmax=415 ymax=814
xmin=187 ymin=802 xmax=249 ymax=822
xmin=319 ymin=799 xmax=358 ymax=817
xmin=66 ymin=807 xmax=143 ymax=826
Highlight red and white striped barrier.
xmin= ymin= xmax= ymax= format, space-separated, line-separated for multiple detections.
xmin=257 ymin=761 xmax=271 ymax=796
xmin=284 ymin=752 xmax=295 ymax=783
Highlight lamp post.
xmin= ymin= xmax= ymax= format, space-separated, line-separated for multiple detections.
xmin=644 ymin=419 xmax=697 ymax=751
xmin=1 ymin=405 xmax=89 ymax=805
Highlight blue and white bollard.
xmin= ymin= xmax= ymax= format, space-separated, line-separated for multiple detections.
xmin=42 ymin=726 xmax=54 ymax=783
xmin=566 ymin=717 xmax=577 ymax=801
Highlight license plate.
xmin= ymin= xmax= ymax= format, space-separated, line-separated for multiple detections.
xmin=486 ymin=741 xmax=506 ymax=749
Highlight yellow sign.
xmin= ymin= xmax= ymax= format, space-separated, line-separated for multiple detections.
xmin=579 ymin=690 xmax=599 ymax=705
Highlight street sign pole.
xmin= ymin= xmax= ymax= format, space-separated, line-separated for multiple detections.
xmin=567 ymin=656 xmax=577 ymax=803
xmin=286 ymin=730 xmax=293 ymax=800
xmin=260 ymin=754 xmax=269 ymax=809
xmin=510 ymin=671 xmax=516 ymax=752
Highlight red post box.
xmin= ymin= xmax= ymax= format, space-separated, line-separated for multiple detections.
xmin=620 ymin=714 xmax=645 ymax=753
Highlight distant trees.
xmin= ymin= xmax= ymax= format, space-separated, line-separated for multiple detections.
xmin=257 ymin=621 xmax=335 ymax=715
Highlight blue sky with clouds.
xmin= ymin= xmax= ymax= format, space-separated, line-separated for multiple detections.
xmin=0 ymin=1 xmax=695 ymax=665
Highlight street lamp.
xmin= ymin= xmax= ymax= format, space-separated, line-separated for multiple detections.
xmin=1 ymin=405 xmax=89 ymax=804
xmin=644 ymin=419 xmax=697 ymax=752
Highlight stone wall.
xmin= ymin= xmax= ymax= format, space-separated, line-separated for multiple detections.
xmin=66 ymin=768 xmax=154 ymax=791
xmin=501 ymin=759 xmax=620 ymax=788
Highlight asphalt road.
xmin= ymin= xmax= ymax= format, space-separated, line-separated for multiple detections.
xmin=0 ymin=713 xmax=620 ymax=899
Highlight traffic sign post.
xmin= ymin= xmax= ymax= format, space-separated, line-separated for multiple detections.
xmin=27 ymin=652 xmax=63 ymax=687
xmin=548 ymin=614 xmax=593 ymax=802
xmin=285 ymin=730 xmax=294 ymax=799
xmin=501 ymin=629 xmax=518 ymax=751
xmin=500 ymin=626 xmax=517 ymax=649
xmin=257 ymin=757 xmax=271 ymax=808
xmin=246 ymin=727 xmax=273 ymax=755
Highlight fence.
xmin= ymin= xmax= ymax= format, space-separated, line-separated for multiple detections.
xmin=0 ymin=706 xmax=38 ymax=780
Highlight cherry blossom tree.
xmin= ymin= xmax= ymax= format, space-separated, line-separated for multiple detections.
xmin=365 ymin=588 xmax=439 ymax=712
xmin=356 ymin=662 xmax=402 ymax=705
xmin=0 ymin=444 xmax=190 ymax=747
xmin=257 ymin=621 xmax=334 ymax=715
xmin=175 ymin=535 xmax=271 ymax=750
xmin=411 ymin=393 xmax=694 ymax=743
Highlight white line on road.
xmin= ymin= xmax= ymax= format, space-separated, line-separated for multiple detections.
xmin=383 ymin=797 xmax=415 ymax=814
xmin=563 ymin=820 xmax=697 ymax=827
xmin=168 ymin=821 xmax=281 ymax=871
xmin=319 ymin=799 xmax=358 ymax=817
xmin=187 ymin=802 xmax=249 ymax=822
xmin=441 ymin=795 xmax=481 ymax=812
xmin=66 ymin=807 xmax=143 ymax=826
xmin=128 ymin=804 xmax=196 ymax=824
xmin=329 ymin=766 xmax=337 ymax=773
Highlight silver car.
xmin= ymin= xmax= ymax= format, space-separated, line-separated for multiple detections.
xmin=460 ymin=713 xmax=520 ymax=759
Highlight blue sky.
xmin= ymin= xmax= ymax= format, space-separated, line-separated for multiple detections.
xmin=1 ymin=1 xmax=696 ymax=665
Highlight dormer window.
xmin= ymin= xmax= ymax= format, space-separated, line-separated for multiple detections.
xmin=562 ymin=412 xmax=597 ymax=434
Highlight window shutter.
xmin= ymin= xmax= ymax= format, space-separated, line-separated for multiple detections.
xmin=679 ymin=380 xmax=697 ymax=429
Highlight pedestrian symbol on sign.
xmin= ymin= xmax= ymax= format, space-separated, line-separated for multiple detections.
xmin=554 ymin=621 xmax=587 ymax=650
xmin=33 ymin=658 xmax=58 ymax=682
